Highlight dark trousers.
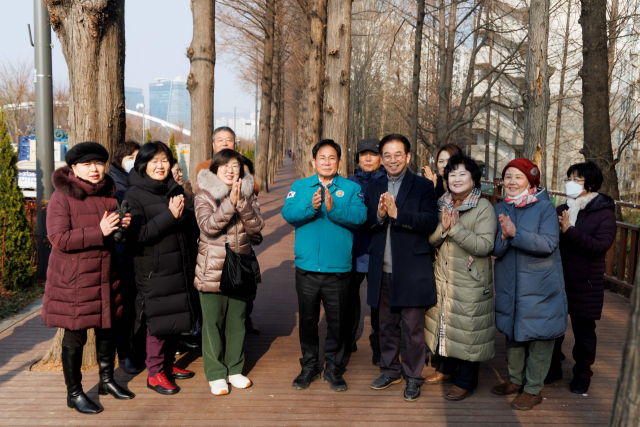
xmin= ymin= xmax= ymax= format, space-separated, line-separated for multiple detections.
xmin=347 ymin=272 xmax=380 ymax=352
xmin=295 ymin=268 xmax=350 ymax=372
xmin=63 ymin=327 xmax=113 ymax=348
xmin=437 ymin=356 xmax=480 ymax=390
xmin=246 ymin=293 xmax=256 ymax=324
xmin=116 ymin=285 xmax=146 ymax=363
xmin=550 ymin=314 xmax=597 ymax=379
xmin=379 ymin=273 xmax=426 ymax=385
xmin=145 ymin=329 xmax=177 ymax=377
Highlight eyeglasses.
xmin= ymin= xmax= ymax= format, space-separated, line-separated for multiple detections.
xmin=564 ymin=177 xmax=585 ymax=184
xmin=317 ymin=157 xmax=338 ymax=164
xmin=382 ymin=153 xmax=405 ymax=162
xmin=219 ymin=163 xmax=240 ymax=171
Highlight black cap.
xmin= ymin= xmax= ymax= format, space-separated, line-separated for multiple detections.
xmin=356 ymin=138 xmax=380 ymax=154
xmin=65 ymin=142 xmax=109 ymax=167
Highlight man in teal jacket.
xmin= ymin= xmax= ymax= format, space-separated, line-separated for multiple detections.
xmin=282 ymin=139 xmax=367 ymax=393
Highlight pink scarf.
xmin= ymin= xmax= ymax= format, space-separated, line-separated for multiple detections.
xmin=505 ymin=187 xmax=538 ymax=208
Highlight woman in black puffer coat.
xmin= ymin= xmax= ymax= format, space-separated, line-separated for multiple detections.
xmin=124 ymin=142 xmax=201 ymax=396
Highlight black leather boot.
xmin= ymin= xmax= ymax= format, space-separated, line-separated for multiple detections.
xmin=62 ymin=345 xmax=103 ymax=414
xmin=97 ymin=333 xmax=135 ymax=400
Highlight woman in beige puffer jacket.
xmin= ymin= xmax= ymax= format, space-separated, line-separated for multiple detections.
xmin=424 ymin=154 xmax=497 ymax=401
xmin=193 ymin=149 xmax=264 ymax=396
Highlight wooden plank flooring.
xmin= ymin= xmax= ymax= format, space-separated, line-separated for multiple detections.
xmin=0 ymin=158 xmax=631 ymax=426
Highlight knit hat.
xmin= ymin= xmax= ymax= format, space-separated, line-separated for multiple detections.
xmin=502 ymin=158 xmax=540 ymax=187
xmin=65 ymin=142 xmax=109 ymax=167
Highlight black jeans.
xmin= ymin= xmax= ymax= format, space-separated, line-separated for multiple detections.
xmin=437 ymin=356 xmax=480 ymax=390
xmin=246 ymin=293 xmax=256 ymax=323
xmin=295 ymin=268 xmax=351 ymax=372
xmin=550 ymin=314 xmax=597 ymax=379
xmin=347 ymin=272 xmax=380 ymax=353
xmin=63 ymin=327 xmax=113 ymax=348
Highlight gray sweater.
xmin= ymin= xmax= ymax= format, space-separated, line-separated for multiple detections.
xmin=377 ymin=169 xmax=406 ymax=273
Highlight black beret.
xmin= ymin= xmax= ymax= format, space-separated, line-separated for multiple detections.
xmin=65 ymin=142 xmax=109 ymax=167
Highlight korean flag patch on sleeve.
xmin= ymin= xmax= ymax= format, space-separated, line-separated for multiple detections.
xmin=287 ymin=191 xmax=296 ymax=199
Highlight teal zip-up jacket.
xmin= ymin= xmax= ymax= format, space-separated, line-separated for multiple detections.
xmin=282 ymin=174 xmax=367 ymax=273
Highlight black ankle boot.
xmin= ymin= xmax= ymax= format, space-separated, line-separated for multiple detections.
xmin=62 ymin=345 xmax=103 ymax=414
xmin=96 ymin=334 xmax=135 ymax=400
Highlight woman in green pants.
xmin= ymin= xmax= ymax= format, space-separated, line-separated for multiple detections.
xmin=193 ymin=149 xmax=264 ymax=395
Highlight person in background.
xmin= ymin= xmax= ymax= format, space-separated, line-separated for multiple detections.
xmin=172 ymin=162 xmax=194 ymax=200
xmin=346 ymin=137 xmax=385 ymax=365
xmin=125 ymin=141 xmax=201 ymax=396
xmin=282 ymin=139 xmax=367 ymax=392
xmin=545 ymin=162 xmax=616 ymax=394
xmin=194 ymin=149 xmax=265 ymax=395
xmin=425 ymin=154 xmax=497 ymax=401
xmin=365 ymin=134 xmax=438 ymax=402
xmin=108 ymin=139 xmax=145 ymax=375
xmin=422 ymin=144 xmax=463 ymax=199
xmin=43 ymin=142 xmax=134 ymax=414
xmin=491 ymin=158 xmax=568 ymax=410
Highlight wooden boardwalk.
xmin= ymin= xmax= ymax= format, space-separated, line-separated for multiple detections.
xmin=0 ymin=158 xmax=631 ymax=426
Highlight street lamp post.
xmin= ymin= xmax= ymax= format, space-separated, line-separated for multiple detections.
xmin=136 ymin=103 xmax=145 ymax=142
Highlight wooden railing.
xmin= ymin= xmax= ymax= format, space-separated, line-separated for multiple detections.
xmin=480 ymin=180 xmax=639 ymax=291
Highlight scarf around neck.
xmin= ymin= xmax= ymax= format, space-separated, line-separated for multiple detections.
xmin=438 ymin=187 xmax=482 ymax=212
xmin=566 ymin=192 xmax=598 ymax=226
xmin=505 ymin=187 xmax=538 ymax=208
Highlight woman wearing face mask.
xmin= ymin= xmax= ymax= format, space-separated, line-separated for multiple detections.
xmin=490 ymin=158 xmax=568 ymax=411
xmin=544 ymin=162 xmax=616 ymax=394
xmin=42 ymin=142 xmax=134 ymax=414
xmin=422 ymin=144 xmax=463 ymax=199
xmin=124 ymin=141 xmax=201 ymax=395
xmin=109 ymin=139 xmax=140 ymax=203
xmin=425 ymin=154 xmax=497 ymax=401
xmin=194 ymin=149 xmax=264 ymax=396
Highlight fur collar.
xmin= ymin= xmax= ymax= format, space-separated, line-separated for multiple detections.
xmin=52 ymin=166 xmax=116 ymax=200
xmin=197 ymin=169 xmax=255 ymax=201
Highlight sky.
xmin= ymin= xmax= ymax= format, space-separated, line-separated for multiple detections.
xmin=0 ymin=0 xmax=256 ymax=119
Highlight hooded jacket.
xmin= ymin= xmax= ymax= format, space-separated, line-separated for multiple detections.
xmin=194 ymin=170 xmax=264 ymax=293
xmin=492 ymin=188 xmax=568 ymax=342
xmin=42 ymin=167 xmax=122 ymax=330
xmin=108 ymin=163 xmax=129 ymax=203
xmin=124 ymin=171 xmax=200 ymax=336
xmin=556 ymin=194 xmax=616 ymax=319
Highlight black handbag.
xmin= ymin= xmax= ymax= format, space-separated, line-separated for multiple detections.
xmin=219 ymin=219 xmax=260 ymax=297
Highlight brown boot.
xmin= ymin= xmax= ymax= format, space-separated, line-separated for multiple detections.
xmin=510 ymin=392 xmax=543 ymax=410
xmin=444 ymin=385 xmax=473 ymax=401
xmin=491 ymin=380 xmax=522 ymax=395
xmin=425 ymin=372 xmax=455 ymax=385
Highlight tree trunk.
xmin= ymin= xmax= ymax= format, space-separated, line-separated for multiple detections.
xmin=607 ymin=0 xmax=619 ymax=92
xmin=609 ymin=264 xmax=640 ymax=425
xmin=300 ymin=0 xmax=328 ymax=177
xmin=46 ymin=0 xmax=125 ymax=155
xmin=435 ymin=0 xmax=457 ymax=146
xmin=323 ymin=0 xmax=352 ymax=177
xmin=268 ymin=23 xmax=281 ymax=185
xmin=551 ymin=0 xmax=571 ymax=191
xmin=483 ymin=3 xmax=494 ymax=178
xmin=186 ymin=0 xmax=215 ymax=180
xmin=256 ymin=0 xmax=276 ymax=192
xmin=579 ymin=0 xmax=620 ymax=202
xmin=31 ymin=328 xmax=98 ymax=371
xmin=522 ymin=0 xmax=550 ymax=165
xmin=409 ymin=0 xmax=426 ymax=172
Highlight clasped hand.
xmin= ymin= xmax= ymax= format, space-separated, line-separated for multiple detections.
xmin=498 ymin=213 xmax=516 ymax=241
xmin=377 ymin=192 xmax=397 ymax=219
xmin=441 ymin=206 xmax=459 ymax=231
xmin=100 ymin=211 xmax=131 ymax=236
xmin=169 ymin=194 xmax=185 ymax=219
xmin=229 ymin=178 xmax=243 ymax=207
xmin=558 ymin=210 xmax=571 ymax=233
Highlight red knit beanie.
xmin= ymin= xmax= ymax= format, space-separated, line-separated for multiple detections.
xmin=502 ymin=158 xmax=540 ymax=188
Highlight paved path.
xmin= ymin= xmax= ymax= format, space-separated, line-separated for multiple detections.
xmin=0 ymin=158 xmax=631 ymax=426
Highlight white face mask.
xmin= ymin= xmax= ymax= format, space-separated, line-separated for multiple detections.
xmin=123 ymin=159 xmax=135 ymax=173
xmin=565 ymin=181 xmax=584 ymax=199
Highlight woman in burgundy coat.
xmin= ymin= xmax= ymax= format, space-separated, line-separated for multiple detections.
xmin=42 ymin=142 xmax=135 ymax=415
xmin=545 ymin=161 xmax=616 ymax=394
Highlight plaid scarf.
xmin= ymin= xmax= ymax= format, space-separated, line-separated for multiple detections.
xmin=437 ymin=187 xmax=482 ymax=212
xmin=505 ymin=187 xmax=538 ymax=208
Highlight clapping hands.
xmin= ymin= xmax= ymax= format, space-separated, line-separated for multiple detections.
xmin=558 ymin=210 xmax=571 ymax=233
xmin=499 ymin=213 xmax=516 ymax=241
xmin=169 ymin=194 xmax=185 ymax=219
xmin=441 ymin=207 xmax=459 ymax=231
xmin=230 ymin=178 xmax=242 ymax=206
xmin=378 ymin=193 xmax=398 ymax=219
xmin=422 ymin=166 xmax=437 ymax=185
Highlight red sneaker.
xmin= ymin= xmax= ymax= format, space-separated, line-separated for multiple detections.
xmin=171 ymin=364 xmax=195 ymax=379
xmin=147 ymin=372 xmax=180 ymax=395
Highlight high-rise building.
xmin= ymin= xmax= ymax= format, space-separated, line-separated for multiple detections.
xmin=124 ymin=87 xmax=144 ymax=111
xmin=149 ymin=77 xmax=191 ymax=129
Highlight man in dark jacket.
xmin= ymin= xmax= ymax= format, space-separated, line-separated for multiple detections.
xmin=346 ymin=138 xmax=385 ymax=365
xmin=364 ymin=134 xmax=439 ymax=402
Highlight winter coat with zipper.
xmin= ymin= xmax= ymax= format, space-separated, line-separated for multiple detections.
xmin=425 ymin=197 xmax=497 ymax=361
xmin=556 ymin=194 xmax=616 ymax=319
xmin=194 ymin=170 xmax=264 ymax=293
xmin=124 ymin=171 xmax=200 ymax=337
xmin=42 ymin=166 xmax=122 ymax=330
xmin=492 ymin=188 xmax=568 ymax=342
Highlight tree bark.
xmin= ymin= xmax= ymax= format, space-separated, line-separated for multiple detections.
xmin=409 ymin=0 xmax=426 ymax=172
xmin=268 ymin=23 xmax=281 ymax=185
xmin=46 ymin=0 xmax=125 ymax=155
xmin=186 ymin=0 xmax=216 ymax=180
xmin=522 ymin=0 xmax=550 ymax=166
xmin=435 ymin=0 xmax=458 ymax=146
xmin=609 ymin=264 xmax=640 ymax=425
xmin=483 ymin=2 xmax=494 ymax=179
xmin=256 ymin=0 xmax=276 ymax=191
xmin=579 ymin=0 xmax=620 ymax=202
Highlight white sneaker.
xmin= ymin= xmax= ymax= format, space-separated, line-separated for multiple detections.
xmin=227 ymin=374 xmax=253 ymax=389
xmin=209 ymin=379 xmax=229 ymax=395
